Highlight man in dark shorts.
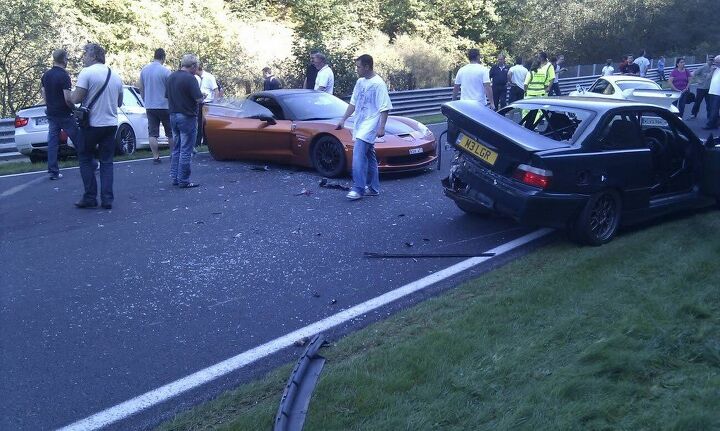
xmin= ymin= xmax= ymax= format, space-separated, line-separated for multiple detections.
xmin=139 ymin=48 xmax=173 ymax=163
xmin=166 ymin=53 xmax=204 ymax=188
xmin=41 ymin=49 xmax=79 ymax=180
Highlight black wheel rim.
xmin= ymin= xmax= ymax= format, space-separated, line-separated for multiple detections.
xmin=589 ymin=194 xmax=618 ymax=241
xmin=316 ymin=141 xmax=342 ymax=174
xmin=120 ymin=127 xmax=135 ymax=154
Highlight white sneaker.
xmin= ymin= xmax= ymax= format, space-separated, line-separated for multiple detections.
xmin=364 ymin=186 xmax=379 ymax=196
xmin=346 ymin=190 xmax=362 ymax=200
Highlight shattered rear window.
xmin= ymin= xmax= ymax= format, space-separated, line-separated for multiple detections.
xmin=501 ymin=104 xmax=594 ymax=142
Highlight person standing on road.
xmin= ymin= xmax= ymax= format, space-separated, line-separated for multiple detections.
xmin=507 ymin=56 xmax=528 ymax=103
xmin=690 ymin=57 xmax=715 ymax=120
xmin=336 ymin=54 xmax=392 ymax=200
xmin=195 ymin=63 xmax=218 ymax=148
xmin=524 ymin=52 xmax=555 ymax=98
xmin=139 ymin=48 xmax=174 ymax=164
xmin=633 ymin=50 xmax=650 ymax=78
xmin=601 ymin=59 xmax=615 ymax=76
xmin=489 ymin=54 xmax=509 ymax=109
xmin=657 ymin=56 xmax=666 ymax=81
xmin=64 ymin=43 xmax=123 ymax=209
xmin=41 ymin=49 xmax=78 ymax=180
xmin=669 ymin=57 xmax=692 ymax=118
xmin=452 ymin=49 xmax=494 ymax=109
xmin=313 ymin=52 xmax=334 ymax=94
xmin=548 ymin=55 xmax=566 ymax=96
xmin=167 ymin=54 xmax=204 ymax=188
xmin=262 ymin=67 xmax=282 ymax=90
xmin=702 ymin=55 xmax=720 ymax=130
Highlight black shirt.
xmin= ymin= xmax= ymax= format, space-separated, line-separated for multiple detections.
xmin=41 ymin=66 xmax=72 ymax=117
xmin=166 ymin=70 xmax=204 ymax=116
xmin=489 ymin=64 xmax=509 ymax=86
xmin=263 ymin=76 xmax=282 ymax=91
xmin=305 ymin=63 xmax=318 ymax=89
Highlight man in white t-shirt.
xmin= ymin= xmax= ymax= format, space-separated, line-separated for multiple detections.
xmin=194 ymin=63 xmax=218 ymax=147
xmin=64 ymin=43 xmax=123 ymax=210
xmin=452 ymin=49 xmax=494 ymax=109
xmin=633 ymin=50 xmax=650 ymax=78
xmin=313 ymin=52 xmax=334 ymax=95
xmin=601 ymin=59 xmax=615 ymax=76
xmin=507 ymin=56 xmax=529 ymax=103
xmin=703 ymin=55 xmax=720 ymax=130
xmin=336 ymin=54 xmax=392 ymax=200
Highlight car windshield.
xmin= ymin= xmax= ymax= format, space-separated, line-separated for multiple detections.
xmin=205 ymin=98 xmax=273 ymax=119
xmin=501 ymin=103 xmax=594 ymax=142
xmin=281 ymin=92 xmax=348 ymax=120
xmin=616 ymin=81 xmax=661 ymax=91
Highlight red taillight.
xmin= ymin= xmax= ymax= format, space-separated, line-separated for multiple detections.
xmin=513 ymin=164 xmax=552 ymax=189
xmin=14 ymin=117 xmax=28 ymax=128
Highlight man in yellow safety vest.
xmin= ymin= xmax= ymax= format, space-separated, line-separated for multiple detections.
xmin=524 ymin=51 xmax=555 ymax=98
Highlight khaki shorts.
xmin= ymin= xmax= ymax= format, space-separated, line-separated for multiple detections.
xmin=146 ymin=109 xmax=172 ymax=138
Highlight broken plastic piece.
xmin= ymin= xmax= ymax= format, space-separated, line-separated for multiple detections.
xmin=252 ymin=165 xmax=270 ymax=171
xmin=319 ymin=177 xmax=350 ymax=191
xmin=295 ymin=188 xmax=313 ymax=196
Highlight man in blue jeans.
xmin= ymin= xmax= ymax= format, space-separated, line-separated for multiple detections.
xmin=41 ymin=49 xmax=78 ymax=180
xmin=336 ymin=54 xmax=392 ymax=200
xmin=166 ymin=54 xmax=204 ymax=188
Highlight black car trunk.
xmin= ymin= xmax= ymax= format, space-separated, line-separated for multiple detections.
xmin=443 ymin=101 xmax=568 ymax=175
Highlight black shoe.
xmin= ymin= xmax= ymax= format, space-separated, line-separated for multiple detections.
xmin=179 ymin=182 xmax=200 ymax=188
xmin=153 ymin=158 xmax=161 ymax=164
xmin=74 ymin=200 xmax=98 ymax=209
xmin=101 ymin=203 xmax=112 ymax=210
xmin=49 ymin=173 xmax=63 ymax=180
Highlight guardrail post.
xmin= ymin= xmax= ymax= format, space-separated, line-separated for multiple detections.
xmin=576 ymin=65 xmax=581 ymax=77
xmin=592 ymin=64 xmax=596 ymax=75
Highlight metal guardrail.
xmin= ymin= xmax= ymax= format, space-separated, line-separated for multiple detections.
xmin=0 ymin=118 xmax=16 ymax=154
xmin=389 ymin=63 xmax=704 ymax=117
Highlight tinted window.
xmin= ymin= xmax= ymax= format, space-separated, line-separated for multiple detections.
xmin=205 ymin=98 xmax=273 ymax=119
xmin=252 ymin=96 xmax=286 ymax=120
xmin=501 ymin=103 xmax=594 ymax=142
xmin=589 ymin=79 xmax=610 ymax=94
xmin=281 ymin=92 xmax=348 ymax=120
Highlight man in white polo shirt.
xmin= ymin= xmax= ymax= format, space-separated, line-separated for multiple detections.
xmin=452 ymin=48 xmax=494 ymax=109
xmin=313 ymin=52 xmax=334 ymax=95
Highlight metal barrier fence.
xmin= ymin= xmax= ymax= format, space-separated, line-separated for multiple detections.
xmin=0 ymin=118 xmax=16 ymax=154
xmin=389 ymin=63 xmax=704 ymax=117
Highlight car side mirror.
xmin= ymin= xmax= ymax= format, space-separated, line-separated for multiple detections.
xmin=257 ymin=115 xmax=276 ymax=125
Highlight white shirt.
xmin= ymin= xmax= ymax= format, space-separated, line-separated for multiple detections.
xmin=349 ymin=74 xmax=392 ymax=143
xmin=314 ymin=65 xmax=334 ymax=94
xmin=709 ymin=68 xmax=720 ymax=96
xmin=634 ymin=56 xmax=650 ymax=77
xmin=601 ymin=65 xmax=614 ymax=76
xmin=454 ymin=63 xmax=490 ymax=103
xmin=76 ymin=63 xmax=123 ymax=127
xmin=508 ymin=64 xmax=528 ymax=88
xmin=199 ymin=71 xmax=218 ymax=102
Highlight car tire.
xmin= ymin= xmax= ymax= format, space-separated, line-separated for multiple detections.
xmin=454 ymin=200 xmax=491 ymax=216
xmin=115 ymin=124 xmax=136 ymax=155
xmin=206 ymin=138 xmax=226 ymax=161
xmin=571 ymin=190 xmax=622 ymax=246
xmin=312 ymin=136 xmax=346 ymax=178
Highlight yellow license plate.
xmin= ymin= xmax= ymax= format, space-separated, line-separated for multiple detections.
xmin=458 ymin=135 xmax=498 ymax=166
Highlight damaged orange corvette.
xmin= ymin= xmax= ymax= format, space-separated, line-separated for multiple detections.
xmin=203 ymin=89 xmax=437 ymax=177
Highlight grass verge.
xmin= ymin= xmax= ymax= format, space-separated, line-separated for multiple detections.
xmin=0 ymin=146 xmax=206 ymax=176
xmin=158 ymin=210 xmax=720 ymax=430
xmin=411 ymin=113 xmax=446 ymax=125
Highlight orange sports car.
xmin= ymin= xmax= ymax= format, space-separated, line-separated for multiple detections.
xmin=203 ymin=90 xmax=437 ymax=177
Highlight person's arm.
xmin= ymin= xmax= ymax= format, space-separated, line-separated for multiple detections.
xmin=507 ymin=69 xmax=513 ymax=85
xmin=545 ymin=66 xmax=556 ymax=93
xmin=452 ymin=84 xmax=461 ymax=100
xmin=377 ymin=110 xmax=389 ymax=137
xmin=65 ymin=87 xmax=87 ymax=105
xmin=138 ymin=71 xmax=145 ymax=100
xmin=336 ymin=104 xmax=355 ymax=129
xmin=117 ymin=82 xmax=123 ymax=107
xmin=316 ymin=70 xmax=327 ymax=92
xmin=484 ymin=82 xmax=495 ymax=110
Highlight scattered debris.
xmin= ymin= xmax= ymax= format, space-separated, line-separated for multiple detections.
xmin=251 ymin=165 xmax=270 ymax=171
xmin=364 ymin=251 xmax=496 ymax=259
xmin=330 ymin=299 xmax=337 ymax=305
xmin=312 ymin=291 xmax=321 ymax=298
xmin=398 ymin=213 xmax=406 ymax=217
xmin=211 ymin=212 xmax=222 ymax=215
xmin=194 ymin=221 xmax=205 ymax=224
xmin=319 ymin=177 xmax=350 ymax=191
xmin=295 ymin=188 xmax=313 ymax=196
xmin=404 ymin=242 xmax=414 ymax=247
xmin=234 ymin=233 xmax=242 ymax=238
xmin=423 ymin=238 xmax=431 ymax=242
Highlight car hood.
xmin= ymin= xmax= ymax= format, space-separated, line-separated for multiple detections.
xmin=442 ymin=101 xmax=571 ymax=152
xmin=314 ymin=116 xmax=418 ymax=136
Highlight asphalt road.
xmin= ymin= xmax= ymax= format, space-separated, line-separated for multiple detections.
xmin=0 ymin=123 xmax=546 ymax=430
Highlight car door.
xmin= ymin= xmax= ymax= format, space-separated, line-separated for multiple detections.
xmin=119 ymin=87 xmax=149 ymax=146
xmin=244 ymin=95 xmax=293 ymax=162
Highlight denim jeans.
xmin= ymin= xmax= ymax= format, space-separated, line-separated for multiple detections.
xmin=170 ymin=113 xmax=197 ymax=185
xmin=691 ymin=88 xmax=710 ymax=118
xmin=351 ymin=138 xmax=380 ymax=194
xmin=76 ymin=126 xmax=117 ymax=205
xmin=706 ymin=94 xmax=720 ymax=129
xmin=676 ymin=90 xmax=691 ymax=117
xmin=47 ymin=115 xmax=78 ymax=175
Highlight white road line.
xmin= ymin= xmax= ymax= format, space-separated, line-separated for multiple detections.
xmin=0 ymin=176 xmax=46 ymax=198
xmin=57 ymin=228 xmax=552 ymax=431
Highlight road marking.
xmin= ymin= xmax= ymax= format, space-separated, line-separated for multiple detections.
xmin=0 ymin=176 xmax=45 ymax=198
xmin=57 ymin=228 xmax=552 ymax=431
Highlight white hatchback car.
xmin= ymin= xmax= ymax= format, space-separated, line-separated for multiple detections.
xmin=569 ymin=75 xmax=680 ymax=114
xmin=15 ymin=86 xmax=168 ymax=162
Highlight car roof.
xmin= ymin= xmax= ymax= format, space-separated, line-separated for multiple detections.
xmin=514 ymin=96 xmax=664 ymax=112
xmin=252 ymin=89 xmax=318 ymax=98
xmin=599 ymin=75 xmax=658 ymax=84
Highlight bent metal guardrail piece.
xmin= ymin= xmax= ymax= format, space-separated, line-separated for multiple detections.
xmin=274 ymin=334 xmax=327 ymax=431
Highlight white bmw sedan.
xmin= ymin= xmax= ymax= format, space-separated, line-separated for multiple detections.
xmin=14 ymin=86 xmax=168 ymax=162
xmin=569 ymin=75 xmax=680 ymax=114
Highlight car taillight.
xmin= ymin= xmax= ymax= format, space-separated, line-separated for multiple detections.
xmin=14 ymin=117 xmax=28 ymax=128
xmin=513 ymin=164 xmax=552 ymax=189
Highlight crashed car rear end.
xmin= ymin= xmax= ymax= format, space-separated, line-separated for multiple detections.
xmin=441 ymin=100 xmax=594 ymax=229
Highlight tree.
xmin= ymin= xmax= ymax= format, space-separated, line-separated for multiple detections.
xmin=0 ymin=0 xmax=58 ymax=117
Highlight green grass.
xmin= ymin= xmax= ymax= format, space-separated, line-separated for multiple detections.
xmin=0 ymin=146 xmax=206 ymax=176
xmin=411 ymin=113 xmax=446 ymax=125
xmin=157 ymin=210 xmax=720 ymax=430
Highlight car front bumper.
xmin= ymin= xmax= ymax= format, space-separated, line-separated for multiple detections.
xmin=442 ymin=154 xmax=587 ymax=228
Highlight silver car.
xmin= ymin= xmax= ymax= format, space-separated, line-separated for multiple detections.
xmin=14 ymin=86 xmax=168 ymax=162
